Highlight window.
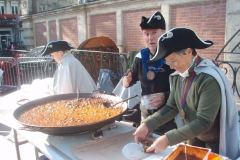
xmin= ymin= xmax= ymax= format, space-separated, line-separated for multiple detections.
xmin=11 ymin=1 xmax=18 ymax=14
xmin=48 ymin=0 xmax=58 ymax=10
xmin=38 ymin=0 xmax=47 ymax=12
xmin=12 ymin=6 xmax=18 ymax=14
xmin=36 ymin=0 xmax=76 ymax=12
xmin=59 ymin=0 xmax=73 ymax=7
xmin=0 ymin=1 xmax=4 ymax=14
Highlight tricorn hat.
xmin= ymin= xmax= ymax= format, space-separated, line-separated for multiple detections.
xmin=140 ymin=11 xmax=166 ymax=30
xmin=41 ymin=40 xmax=74 ymax=56
xmin=147 ymin=28 xmax=213 ymax=65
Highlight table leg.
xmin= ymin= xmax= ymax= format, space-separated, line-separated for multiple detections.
xmin=34 ymin=146 xmax=39 ymax=160
xmin=13 ymin=129 xmax=21 ymax=160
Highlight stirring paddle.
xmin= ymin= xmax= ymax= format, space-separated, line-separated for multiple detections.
xmin=102 ymin=95 xmax=138 ymax=108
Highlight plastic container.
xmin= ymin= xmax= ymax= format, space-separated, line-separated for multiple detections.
xmin=141 ymin=95 xmax=155 ymax=110
xmin=122 ymin=142 xmax=144 ymax=160
xmin=164 ymin=144 xmax=211 ymax=160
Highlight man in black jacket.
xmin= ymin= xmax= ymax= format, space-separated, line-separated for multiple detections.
xmin=122 ymin=11 xmax=177 ymax=135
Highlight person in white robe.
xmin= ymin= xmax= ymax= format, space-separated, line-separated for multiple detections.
xmin=41 ymin=40 xmax=97 ymax=95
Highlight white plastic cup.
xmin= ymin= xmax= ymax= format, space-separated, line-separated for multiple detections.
xmin=141 ymin=95 xmax=155 ymax=110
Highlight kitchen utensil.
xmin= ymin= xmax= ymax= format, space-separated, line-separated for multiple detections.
xmin=103 ymin=95 xmax=137 ymax=108
xmin=122 ymin=142 xmax=144 ymax=160
xmin=13 ymin=93 xmax=127 ymax=135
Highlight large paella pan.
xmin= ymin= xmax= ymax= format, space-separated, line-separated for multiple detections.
xmin=13 ymin=93 xmax=128 ymax=135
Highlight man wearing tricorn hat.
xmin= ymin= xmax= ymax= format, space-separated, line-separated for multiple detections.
xmin=122 ymin=11 xmax=177 ymax=134
xmin=41 ymin=40 xmax=97 ymax=95
xmin=133 ymin=28 xmax=240 ymax=159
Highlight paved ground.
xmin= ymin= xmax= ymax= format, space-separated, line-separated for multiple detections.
xmin=0 ymin=88 xmax=41 ymax=160
xmin=0 ymin=136 xmax=39 ymax=160
xmin=0 ymin=123 xmax=44 ymax=160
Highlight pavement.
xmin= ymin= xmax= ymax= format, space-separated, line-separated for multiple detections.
xmin=0 ymin=89 xmax=39 ymax=160
xmin=0 ymin=123 xmax=43 ymax=160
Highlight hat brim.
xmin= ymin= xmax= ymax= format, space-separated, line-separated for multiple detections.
xmin=140 ymin=23 xmax=160 ymax=30
xmin=41 ymin=46 xmax=74 ymax=56
xmin=147 ymin=28 xmax=213 ymax=65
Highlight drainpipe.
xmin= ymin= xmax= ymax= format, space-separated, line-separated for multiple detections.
xmin=84 ymin=5 xmax=88 ymax=39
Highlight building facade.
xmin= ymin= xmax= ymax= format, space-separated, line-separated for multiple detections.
xmin=19 ymin=0 xmax=239 ymax=60
xmin=0 ymin=0 xmax=23 ymax=49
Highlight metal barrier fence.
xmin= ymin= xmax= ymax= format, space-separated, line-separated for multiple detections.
xmin=17 ymin=57 xmax=57 ymax=85
xmin=0 ymin=57 xmax=18 ymax=86
xmin=0 ymin=50 xmax=127 ymax=94
xmin=0 ymin=49 xmax=30 ymax=91
xmin=212 ymin=29 xmax=240 ymax=99
xmin=0 ymin=57 xmax=18 ymax=94
xmin=72 ymin=49 xmax=128 ymax=83
xmin=0 ymin=57 xmax=56 ymax=94
xmin=0 ymin=49 xmax=28 ymax=57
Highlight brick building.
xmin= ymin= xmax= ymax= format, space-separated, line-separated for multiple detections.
xmin=20 ymin=0 xmax=239 ymax=61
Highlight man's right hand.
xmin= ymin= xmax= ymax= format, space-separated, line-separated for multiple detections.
xmin=122 ymin=72 xmax=132 ymax=88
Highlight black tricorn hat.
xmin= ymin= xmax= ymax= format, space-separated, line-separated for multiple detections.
xmin=41 ymin=40 xmax=74 ymax=56
xmin=140 ymin=11 xmax=166 ymax=30
xmin=147 ymin=28 xmax=213 ymax=65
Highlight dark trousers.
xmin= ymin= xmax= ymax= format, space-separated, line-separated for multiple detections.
xmin=188 ymin=137 xmax=219 ymax=154
xmin=140 ymin=104 xmax=177 ymax=135
xmin=38 ymin=155 xmax=50 ymax=160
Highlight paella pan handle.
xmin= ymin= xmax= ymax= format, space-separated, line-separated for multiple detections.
xmin=92 ymin=89 xmax=106 ymax=94
xmin=17 ymin=99 xmax=30 ymax=105
xmin=18 ymin=126 xmax=41 ymax=132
